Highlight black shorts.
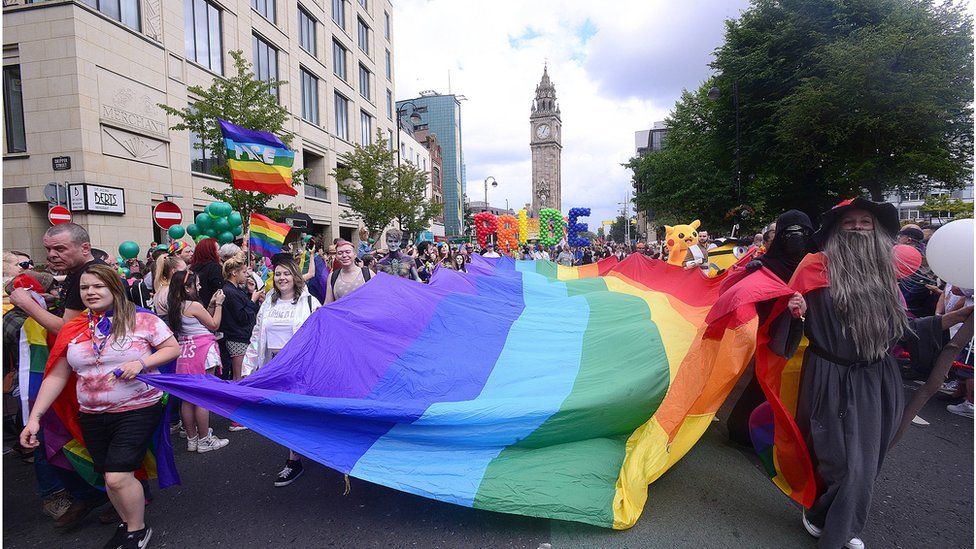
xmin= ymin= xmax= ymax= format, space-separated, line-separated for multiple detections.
xmin=78 ymin=401 xmax=163 ymax=474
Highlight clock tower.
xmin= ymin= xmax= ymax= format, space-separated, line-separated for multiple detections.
xmin=530 ymin=66 xmax=562 ymax=215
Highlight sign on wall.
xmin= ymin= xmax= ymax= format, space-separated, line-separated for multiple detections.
xmin=67 ymin=183 xmax=126 ymax=215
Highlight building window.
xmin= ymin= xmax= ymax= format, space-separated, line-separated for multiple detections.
xmin=332 ymin=39 xmax=347 ymax=80
xmin=303 ymin=151 xmax=328 ymax=200
xmin=299 ymin=8 xmax=316 ymax=55
xmin=387 ymin=129 xmax=393 ymax=151
xmin=184 ymin=0 xmax=222 ymax=73
xmin=358 ymin=0 xmax=367 ymax=8
xmin=300 ymin=68 xmax=319 ymax=125
xmin=251 ymin=0 xmax=275 ymax=23
xmin=332 ymin=0 xmax=345 ymax=30
xmin=252 ymin=34 xmax=279 ymax=98
xmin=3 ymin=66 xmax=26 ymax=154
xmin=385 ymin=49 xmax=391 ymax=80
xmin=334 ymin=92 xmax=349 ymax=141
xmin=386 ymin=90 xmax=393 ymax=120
xmin=360 ymin=111 xmax=373 ymax=146
xmin=384 ymin=10 xmax=390 ymax=39
xmin=189 ymin=122 xmax=219 ymax=174
xmin=358 ymin=64 xmax=371 ymax=101
xmin=357 ymin=17 xmax=369 ymax=55
xmin=82 ymin=0 xmax=140 ymax=31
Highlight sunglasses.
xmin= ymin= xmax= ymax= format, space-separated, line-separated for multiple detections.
xmin=17 ymin=261 xmax=33 ymax=269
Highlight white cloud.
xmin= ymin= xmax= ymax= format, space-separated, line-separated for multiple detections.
xmin=393 ymin=0 xmax=749 ymax=231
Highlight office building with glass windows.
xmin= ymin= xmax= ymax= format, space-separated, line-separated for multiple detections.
xmin=2 ymin=0 xmax=397 ymax=258
xmin=397 ymin=92 xmax=465 ymax=236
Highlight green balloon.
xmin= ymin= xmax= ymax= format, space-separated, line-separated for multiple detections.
xmin=214 ymin=217 xmax=230 ymax=232
xmin=217 ymin=231 xmax=234 ymax=245
xmin=168 ymin=225 xmax=186 ymax=239
xmin=195 ymin=235 xmax=207 ymax=243
xmin=204 ymin=227 xmax=218 ymax=238
xmin=228 ymin=211 xmax=243 ymax=227
xmin=186 ymin=224 xmax=200 ymax=237
xmin=215 ymin=202 xmax=233 ymax=217
xmin=118 ymin=241 xmax=139 ymax=259
xmin=196 ymin=212 xmax=212 ymax=229
xmin=230 ymin=224 xmax=243 ymax=237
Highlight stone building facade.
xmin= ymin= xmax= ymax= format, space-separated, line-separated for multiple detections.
xmin=3 ymin=0 xmax=397 ymax=260
xmin=529 ymin=66 xmax=561 ymax=216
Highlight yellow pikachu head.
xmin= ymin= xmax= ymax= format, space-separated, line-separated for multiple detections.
xmin=664 ymin=220 xmax=701 ymax=266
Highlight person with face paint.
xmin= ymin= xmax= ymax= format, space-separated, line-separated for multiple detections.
xmin=376 ymin=229 xmax=420 ymax=281
xmin=766 ymin=199 xmax=971 ymax=549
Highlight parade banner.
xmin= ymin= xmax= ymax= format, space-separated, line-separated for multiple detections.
xmin=141 ymin=253 xmax=768 ymax=529
xmin=219 ymin=119 xmax=297 ymax=196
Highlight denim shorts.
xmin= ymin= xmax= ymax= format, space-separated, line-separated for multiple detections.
xmin=78 ymin=401 xmax=163 ymax=473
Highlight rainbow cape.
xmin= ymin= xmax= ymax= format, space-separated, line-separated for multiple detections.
xmin=40 ymin=311 xmax=180 ymax=488
xmin=142 ymin=254 xmax=767 ymax=528
xmin=219 ymin=119 xmax=296 ymax=196
xmin=249 ymin=213 xmax=291 ymax=258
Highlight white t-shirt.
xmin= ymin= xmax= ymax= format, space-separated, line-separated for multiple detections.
xmin=264 ymin=299 xmax=298 ymax=351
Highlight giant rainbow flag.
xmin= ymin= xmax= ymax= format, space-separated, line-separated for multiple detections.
xmin=141 ymin=253 xmax=778 ymax=528
xmin=220 ymin=119 xmax=296 ymax=196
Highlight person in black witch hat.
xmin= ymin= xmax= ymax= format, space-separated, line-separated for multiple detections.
xmin=775 ymin=197 xmax=971 ymax=549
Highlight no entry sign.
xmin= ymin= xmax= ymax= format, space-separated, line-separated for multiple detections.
xmin=153 ymin=201 xmax=183 ymax=229
xmin=48 ymin=205 xmax=72 ymax=225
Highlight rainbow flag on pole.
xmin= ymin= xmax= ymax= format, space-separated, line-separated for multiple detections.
xmin=249 ymin=213 xmax=291 ymax=258
xmin=219 ymin=119 xmax=296 ymax=196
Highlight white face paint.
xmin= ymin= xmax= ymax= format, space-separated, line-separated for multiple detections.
xmin=386 ymin=234 xmax=402 ymax=252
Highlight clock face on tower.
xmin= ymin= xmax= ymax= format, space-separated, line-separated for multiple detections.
xmin=536 ymin=124 xmax=551 ymax=139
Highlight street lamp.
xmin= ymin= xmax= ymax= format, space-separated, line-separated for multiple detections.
xmin=483 ymin=176 xmax=497 ymax=211
xmin=708 ymin=82 xmax=741 ymax=204
xmin=395 ymin=101 xmax=423 ymax=165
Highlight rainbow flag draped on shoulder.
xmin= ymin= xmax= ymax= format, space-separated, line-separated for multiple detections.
xmin=141 ymin=254 xmax=770 ymax=528
xmin=219 ymin=119 xmax=296 ymax=196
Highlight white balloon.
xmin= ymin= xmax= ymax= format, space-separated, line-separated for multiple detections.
xmin=925 ymin=219 xmax=974 ymax=290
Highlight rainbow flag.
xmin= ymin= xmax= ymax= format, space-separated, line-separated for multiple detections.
xmin=219 ymin=119 xmax=296 ymax=196
xmin=249 ymin=213 xmax=291 ymax=258
xmin=143 ymin=254 xmax=764 ymax=529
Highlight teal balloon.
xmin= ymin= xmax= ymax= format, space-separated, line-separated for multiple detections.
xmin=214 ymin=202 xmax=233 ymax=217
xmin=167 ymin=225 xmax=186 ymax=239
xmin=204 ymin=227 xmax=218 ymax=238
xmin=116 ymin=256 xmax=125 ymax=266
xmin=195 ymin=212 xmax=212 ymax=229
xmin=121 ymin=267 xmax=130 ymax=277
xmin=118 ymin=241 xmax=139 ymax=259
xmin=214 ymin=217 xmax=230 ymax=232
xmin=230 ymin=224 xmax=243 ymax=237
xmin=186 ymin=224 xmax=200 ymax=237
xmin=217 ymin=231 xmax=234 ymax=245
xmin=228 ymin=211 xmax=243 ymax=227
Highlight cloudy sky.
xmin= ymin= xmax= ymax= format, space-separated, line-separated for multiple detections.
xmin=393 ymin=0 xmax=751 ymax=229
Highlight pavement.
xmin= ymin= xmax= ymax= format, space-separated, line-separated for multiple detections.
xmin=4 ymin=380 xmax=972 ymax=548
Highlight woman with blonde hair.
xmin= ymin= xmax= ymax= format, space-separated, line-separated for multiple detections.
xmin=152 ymin=255 xmax=186 ymax=319
xmin=20 ymin=264 xmax=179 ymax=549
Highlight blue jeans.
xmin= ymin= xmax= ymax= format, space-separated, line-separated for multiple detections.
xmin=32 ymin=430 xmax=64 ymax=498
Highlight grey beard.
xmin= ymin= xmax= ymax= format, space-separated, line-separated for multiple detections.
xmin=824 ymin=229 xmax=911 ymax=360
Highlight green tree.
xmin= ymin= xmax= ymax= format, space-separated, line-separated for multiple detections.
xmin=335 ymin=131 xmax=441 ymax=240
xmin=461 ymin=197 xmax=475 ymax=237
xmin=597 ymin=226 xmax=605 ymax=239
xmin=609 ymin=215 xmax=637 ymax=243
xmin=920 ymin=194 xmax=974 ymax=222
xmin=159 ymin=50 xmax=307 ymax=227
xmin=711 ymin=0 xmax=973 ymax=209
xmin=392 ymin=161 xmax=444 ymax=241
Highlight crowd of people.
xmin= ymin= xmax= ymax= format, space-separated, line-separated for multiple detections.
xmin=1 ymin=201 xmax=972 ymax=548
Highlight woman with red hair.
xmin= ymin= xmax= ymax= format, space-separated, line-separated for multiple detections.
xmin=189 ymin=238 xmax=222 ymax=306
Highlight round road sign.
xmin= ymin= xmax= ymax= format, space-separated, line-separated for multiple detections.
xmin=153 ymin=201 xmax=183 ymax=229
xmin=48 ymin=205 xmax=72 ymax=225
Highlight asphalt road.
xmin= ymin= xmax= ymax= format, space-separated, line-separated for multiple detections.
xmin=4 ymin=380 xmax=972 ymax=549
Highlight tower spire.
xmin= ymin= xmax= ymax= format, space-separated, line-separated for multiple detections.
xmin=533 ymin=65 xmax=558 ymax=114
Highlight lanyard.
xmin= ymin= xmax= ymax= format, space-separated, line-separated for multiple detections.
xmin=87 ymin=310 xmax=111 ymax=366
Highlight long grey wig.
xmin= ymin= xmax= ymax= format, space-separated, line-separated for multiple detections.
xmin=823 ymin=225 xmax=912 ymax=360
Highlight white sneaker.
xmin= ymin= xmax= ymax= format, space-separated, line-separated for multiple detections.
xmin=802 ymin=510 xmax=821 ymax=538
xmin=186 ymin=436 xmax=198 ymax=452
xmin=845 ymin=537 xmax=865 ymax=549
xmin=939 ymin=380 xmax=959 ymax=395
xmin=947 ymin=401 xmax=974 ymax=418
xmin=197 ymin=429 xmax=230 ymax=453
